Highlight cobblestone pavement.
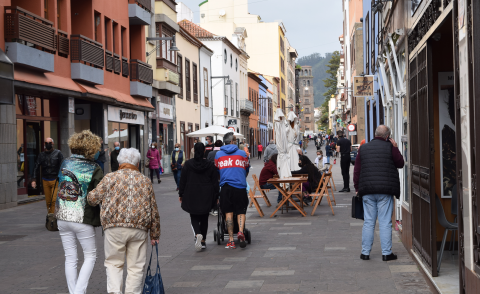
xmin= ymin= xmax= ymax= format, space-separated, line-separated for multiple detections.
xmin=0 ymin=142 xmax=432 ymax=294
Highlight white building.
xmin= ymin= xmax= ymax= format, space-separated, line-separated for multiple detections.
xmin=199 ymin=45 xmax=214 ymax=135
xmin=176 ymin=2 xmax=194 ymax=22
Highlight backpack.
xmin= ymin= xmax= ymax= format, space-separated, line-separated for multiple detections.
xmin=330 ymin=142 xmax=336 ymax=149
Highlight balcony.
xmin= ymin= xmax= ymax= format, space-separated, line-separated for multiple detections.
xmin=130 ymin=59 xmax=152 ymax=98
xmin=122 ymin=57 xmax=129 ymax=77
xmin=153 ymin=69 xmax=180 ymax=95
xmin=105 ymin=50 xmax=113 ymax=71
xmin=114 ymin=53 xmax=121 ymax=74
xmin=57 ymin=29 xmax=69 ymax=57
xmin=4 ymin=6 xmax=55 ymax=72
xmin=240 ymin=100 xmax=254 ymax=114
xmin=128 ymin=0 xmax=151 ymax=25
xmin=70 ymin=35 xmax=104 ymax=85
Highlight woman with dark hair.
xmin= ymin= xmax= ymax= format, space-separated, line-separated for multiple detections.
xmin=292 ymin=155 xmax=322 ymax=201
xmin=179 ymin=142 xmax=220 ymax=251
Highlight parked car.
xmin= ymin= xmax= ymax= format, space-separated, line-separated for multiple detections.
xmin=350 ymin=144 xmax=360 ymax=165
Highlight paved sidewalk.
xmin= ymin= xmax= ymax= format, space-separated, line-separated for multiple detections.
xmin=0 ymin=142 xmax=432 ymax=294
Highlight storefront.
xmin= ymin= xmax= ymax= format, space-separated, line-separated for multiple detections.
xmin=107 ymin=105 xmax=145 ymax=172
xmin=157 ymin=95 xmax=175 ymax=173
xmin=16 ymin=94 xmax=60 ymax=196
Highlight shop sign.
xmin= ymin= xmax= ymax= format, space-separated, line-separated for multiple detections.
xmin=68 ymin=97 xmax=75 ymax=114
xmin=158 ymin=103 xmax=173 ymax=121
xmin=108 ymin=105 xmax=144 ymax=125
xmin=228 ymin=119 xmax=237 ymax=127
xmin=353 ymin=76 xmax=374 ymax=97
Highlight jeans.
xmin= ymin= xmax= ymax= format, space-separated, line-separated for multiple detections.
xmin=58 ymin=220 xmax=97 ymax=294
xmin=173 ymin=169 xmax=182 ymax=188
xmin=361 ymin=194 xmax=394 ymax=256
xmin=43 ymin=179 xmax=58 ymax=214
xmin=260 ymin=183 xmax=282 ymax=203
xmin=104 ymin=227 xmax=148 ymax=294
xmin=340 ymin=154 xmax=351 ymax=189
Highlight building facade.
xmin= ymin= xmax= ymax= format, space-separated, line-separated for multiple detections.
xmin=0 ymin=0 xmax=155 ymax=209
xmin=298 ymin=66 xmax=315 ymax=133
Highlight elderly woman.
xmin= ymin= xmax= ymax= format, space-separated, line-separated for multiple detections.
xmin=87 ymin=148 xmax=160 ymax=294
xmin=179 ymin=143 xmax=219 ymax=251
xmin=56 ymin=130 xmax=103 ymax=294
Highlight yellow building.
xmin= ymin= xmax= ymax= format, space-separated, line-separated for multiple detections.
xmin=199 ymin=0 xmax=290 ymax=114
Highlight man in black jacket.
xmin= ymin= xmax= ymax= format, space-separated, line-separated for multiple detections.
xmin=32 ymin=138 xmax=64 ymax=213
xmin=354 ymin=125 xmax=404 ymax=262
xmin=336 ymin=130 xmax=352 ymax=192
xmin=110 ymin=142 xmax=120 ymax=172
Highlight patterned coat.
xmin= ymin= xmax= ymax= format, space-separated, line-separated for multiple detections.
xmin=87 ymin=167 xmax=161 ymax=239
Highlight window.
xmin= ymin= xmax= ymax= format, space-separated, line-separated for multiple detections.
xmin=225 ymin=95 xmax=228 ymax=114
xmin=224 ymin=49 xmax=227 ymax=64
xmin=155 ymin=24 xmax=175 ymax=63
xmin=44 ymin=0 xmax=49 ymax=19
xmin=178 ymin=55 xmax=183 ymax=98
xmin=121 ymin=27 xmax=126 ymax=57
xmin=371 ymin=13 xmax=375 ymax=74
xmin=203 ymin=68 xmax=209 ymax=107
xmin=281 ymin=78 xmax=285 ymax=94
xmin=231 ymin=97 xmax=234 ymax=116
xmin=236 ymin=59 xmax=238 ymax=71
xmin=185 ymin=59 xmax=191 ymax=101
xmin=307 ymin=80 xmax=310 ymax=86
xmin=94 ymin=12 xmax=101 ymax=42
xmin=113 ymin=22 xmax=118 ymax=54
xmin=303 ymin=80 xmax=306 ymax=86
xmin=193 ymin=63 xmax=198 ymax=103
xmin=104 ymin=17 xmax=109 ymax=49
xmin=280 ymin=37 xmax=284 ymax=53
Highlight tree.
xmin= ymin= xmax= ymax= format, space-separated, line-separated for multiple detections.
xmin=322 ymin=51 xmax=340 ymax=100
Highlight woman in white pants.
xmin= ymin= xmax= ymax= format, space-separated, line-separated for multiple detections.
xmin=55 ymin=130 xmax=104 ymax=294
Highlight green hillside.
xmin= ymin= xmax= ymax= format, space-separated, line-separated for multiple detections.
xmin=297 ymin=52 xmax=333 ymax=107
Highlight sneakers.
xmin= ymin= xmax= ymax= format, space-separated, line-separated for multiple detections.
xmin=225 ymin=240 xmax=236 ymax=249
xmin=237 ymin=232 xmax=246 ymax=248
xmin=212 ymin=210 xmax=218 ymax=216
xmin=194 ymin=234 xmax=202 ymax=252
xmin=201 ymin=241 xmax=206 ymax=249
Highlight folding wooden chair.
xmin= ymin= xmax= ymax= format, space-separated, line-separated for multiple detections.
xmin=310 ymin=173 xmax=326 ymax=205
xmin=248 ymin=188 xmax=264 ymax=217
xmin=311 ymin=172 xmax=335 ymax=216
xmin=248 ymin=174 xmax=272 ymax=208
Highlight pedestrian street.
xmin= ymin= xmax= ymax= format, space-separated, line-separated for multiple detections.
xmin=0 ymin=143 xmax=432 ymax=294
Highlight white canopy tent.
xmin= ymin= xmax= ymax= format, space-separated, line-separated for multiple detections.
xmin=186 ymin=125 xmax=244 ymax=139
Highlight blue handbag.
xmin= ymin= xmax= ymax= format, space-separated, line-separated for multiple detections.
xmin=142 ymin=244 xmax=165 ymax=294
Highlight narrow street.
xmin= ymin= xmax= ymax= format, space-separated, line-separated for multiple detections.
xmin=0 ymin=143 xmax=432 ymax=294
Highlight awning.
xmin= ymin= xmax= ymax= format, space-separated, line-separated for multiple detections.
xmin=77 ymin=83 xmax=153 ymax=109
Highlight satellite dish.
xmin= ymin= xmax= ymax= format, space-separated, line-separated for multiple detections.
xmin=219 ymin=9 xmax=226 ymax=16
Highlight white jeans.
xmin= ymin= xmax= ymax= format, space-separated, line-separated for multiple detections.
xmin=104 ymin=227 xmax=148 ymax=294
xmin=58 ymin=220 xmax=97 ymax=294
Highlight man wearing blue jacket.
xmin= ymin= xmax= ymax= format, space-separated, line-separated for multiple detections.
xmin=215 ymin=132 xmax=250 ymax=249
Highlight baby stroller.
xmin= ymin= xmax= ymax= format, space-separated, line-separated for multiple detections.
xmin=213 ymin=205 xmax=252 ymax=246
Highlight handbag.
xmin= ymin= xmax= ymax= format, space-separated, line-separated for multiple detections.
xmin=351 ymin=193 xmax=364 ymax=220
xmin=142 ymin=244 xmax=165 ymax=294
xmin=145 ymin=157 xmax=150 ymax=168
xmin=45 ymin=179 xmax=59 ymax=231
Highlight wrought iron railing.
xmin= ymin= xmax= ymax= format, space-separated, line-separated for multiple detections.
xmin=130 ymin=59 xmax=153 ymax=84
xmin=70 ymin=35 xmax=104 ymax=68
xmin=4 ymin=6 xmax=55 ymax=52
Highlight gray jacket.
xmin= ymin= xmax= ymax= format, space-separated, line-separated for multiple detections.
xmin=263 ymin=143 xmax=278 ymax=161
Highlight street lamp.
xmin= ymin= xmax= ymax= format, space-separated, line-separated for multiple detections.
xmin=211 ymin=75 xmax=232 ymax=86
xmin=146 ymin=35 xmax=180 ymax=57
xmin=0 ymin=48 xmax=14 ymax=105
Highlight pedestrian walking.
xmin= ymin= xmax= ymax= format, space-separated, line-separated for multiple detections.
xmin=87 ymin=148 xmax=160 ymax=294
xmin=171 ymin=143 xmax=184 ymax=191
xmin=257 ymin=143 xmax=263 ymax=160
xmin=354 ymin=125 xmax=404 ymax=261
xmin=207 ymin=140 xmax=223 ymax=162
xmin=244 ymin=143 xmax=250 ymax=158
xmin=214 ymin=132 xmax=250 ymax=249
xmin=110 ymin=141 xmax=120 ymax=172
xmin=94 ymin=139 xmax=108 ymax=173
xmin=179 ymin=143 xmax=220 ymax=251
xmin=325 ymin=143 xmax=332 ymax=164
xmin=56 ymin=130 xmax=103 ymax=294
xmin=31 ymin=137 xmax=64 ymax=214
xmin=336 ymin=131 xmax=352 ymax=192
xmin=259 ymin=154 xmax=282 ymax=204
xmin=204 ymin=136 xmax=214 ymax=158
xmin=147 ymin=142 xmax=162 ymax=184
xmin=263 ymin=139 xmax=278 ymax=162
xmin=190 ymin=138 xmax=198 ymax=159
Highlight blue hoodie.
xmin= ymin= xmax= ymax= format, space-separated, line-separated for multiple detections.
xmin=215 ymin=144 xmax=250 ymax=189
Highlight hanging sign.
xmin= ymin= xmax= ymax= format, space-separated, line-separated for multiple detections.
xmin=354 ymin=75 xmax=374 ymax=97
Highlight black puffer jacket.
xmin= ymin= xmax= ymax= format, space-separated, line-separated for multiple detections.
xmin=33 ymin=149 xmax=64 ymax=180
xmin=179 ymin=158 xmax=219 ymax=215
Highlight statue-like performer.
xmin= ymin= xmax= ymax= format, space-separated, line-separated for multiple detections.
xmin=274 ymin=108 xmax=291 ymax=179
xmin=286 ymin=111 xmax=300 ymax=172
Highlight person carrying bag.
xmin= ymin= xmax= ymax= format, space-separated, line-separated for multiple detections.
xmin=142 ymin=244 xmax=165 ymax=294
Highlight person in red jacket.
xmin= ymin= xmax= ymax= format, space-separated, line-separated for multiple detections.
xmin=257 ymin=143 xmax=263 ymax=160
xmin=258 ymin=154 xmax=282 ymax=205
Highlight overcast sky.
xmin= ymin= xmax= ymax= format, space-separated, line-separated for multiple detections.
xmin=177 ymin=0 xmax=343 ymax=59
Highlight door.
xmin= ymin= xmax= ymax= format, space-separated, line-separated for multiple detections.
xmin=25 ymin=122 xmax=42 ymax=196
xmin=410 ymin=43 xmax=438 ymax=276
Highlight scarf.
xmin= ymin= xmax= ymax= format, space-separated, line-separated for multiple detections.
xmin=119 ymin=163 xmax=139 ymax=171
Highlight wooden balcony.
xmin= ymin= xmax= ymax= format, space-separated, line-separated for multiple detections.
xmin=130 ymin=59 xmax=153 ymax=84
xmin=57 ymin=29 xmax=69 ymax=57
xmin=122 ymin=57 xmax=129 ymax=77
xmin=105 ymin=50 xmax=113 ymax=71
xmin=70 ymin=35 xmax=104 ymax=68
xmin=113 ymin=53 xmax=121 ymax=74
xmin=4 ymin=6 xmax=55 ymax=52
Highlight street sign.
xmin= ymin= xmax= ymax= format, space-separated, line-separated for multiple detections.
xmin=353 ymin=75 xmax=374 ymax=97
xmin=347 ymin=124 xmax=356 ymax=132
xmin=349 ymin=131 xmax=357 ymax=135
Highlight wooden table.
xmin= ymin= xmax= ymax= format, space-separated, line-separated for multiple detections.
xmin=267 ymin=176 xmax=308 ymax=217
